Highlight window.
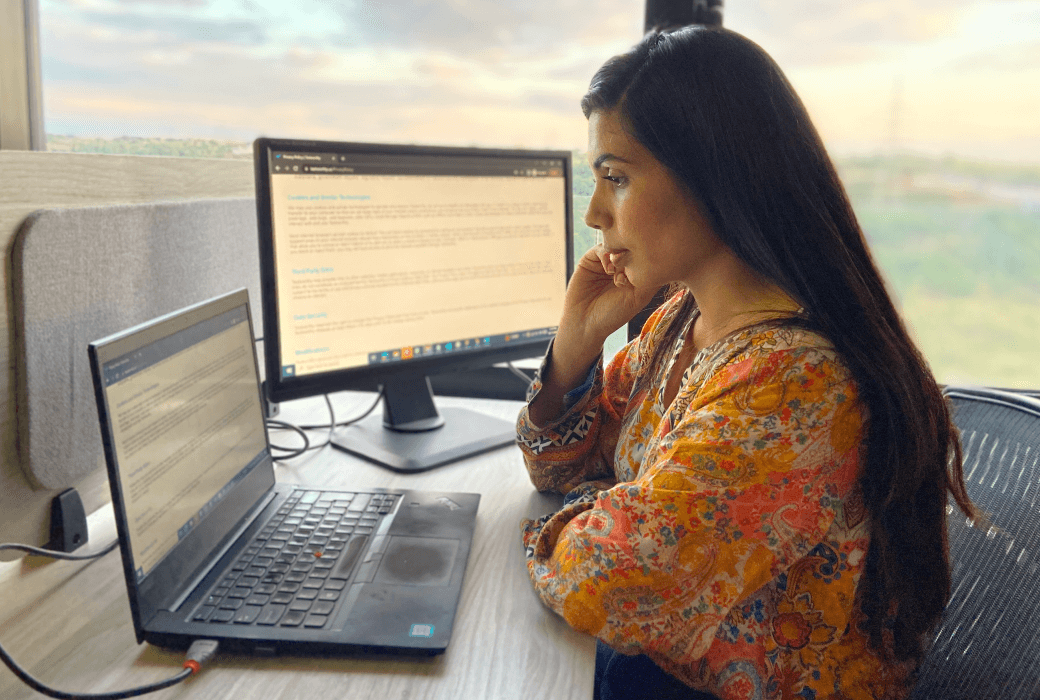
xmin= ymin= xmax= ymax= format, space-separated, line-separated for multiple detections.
xmin=38 ymin=1 xmax=640 ymax=155
xmin=35 ymin=0 xmax=1040 ymax=386
xmin=728 ymin=1 xmax=1040 ymax=389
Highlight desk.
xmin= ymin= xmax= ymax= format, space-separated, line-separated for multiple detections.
xmin=0 ymin=394 xmax=595 ymax=699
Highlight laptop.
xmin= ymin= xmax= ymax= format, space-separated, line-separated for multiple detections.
xmin=88 ymin=288 xmax=479 ymax=655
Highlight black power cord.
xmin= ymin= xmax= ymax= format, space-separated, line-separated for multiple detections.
xmin=504 ymin=361 xmax=536 ymax=390
xmin=0 ymin=639 xmax=217 ymax=699
xmin=267 ymin=389 xmax=384 ymax=461
xmin=0 ymin=544 xmax=219 ymax=698
xmin=0 ymin=540 xmax=119 ymax=561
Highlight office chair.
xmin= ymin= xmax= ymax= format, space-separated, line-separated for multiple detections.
xmin=910 ymin=386 xmax=1040 ymax=698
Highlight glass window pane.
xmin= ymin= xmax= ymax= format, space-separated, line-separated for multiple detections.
xmin=38 ymin=2 xmax=1040 ymax=386
xmin=727 ymin=1 xmax=1040 ymax=389
xmin=39 ymin=0 xmax=640 ymax=156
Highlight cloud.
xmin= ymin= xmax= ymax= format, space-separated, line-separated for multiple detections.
xmin=36 ymin=0 xmax=1040 ymax=162
xmin=44 ymin=77 xmax=589 ymax=149
xmin=332 ymin=0 xmax=642 ymax=62
xmin=728 ymin=0 xmax=981 ymax=67
xmin=40 ymin=1 xmax=611 ymax=114
xmin=942 ymin=39 xmax=1040 ymax=73
xmin=112 ymin=0 xmax=209 ymax=6
xmin=45 ymin=0 xmax=209 ymax=6
xmin=76 ymin=10 xmax=269 ymax=46
xmin=40 ymin=18 xmax=590 ymax=148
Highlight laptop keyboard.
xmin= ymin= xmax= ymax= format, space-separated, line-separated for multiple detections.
xmin=189 ymin=489 xmax=398 ymax=629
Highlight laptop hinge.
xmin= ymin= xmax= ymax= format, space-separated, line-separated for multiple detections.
xmin=167 ymin=490 xmax=278 ymax=613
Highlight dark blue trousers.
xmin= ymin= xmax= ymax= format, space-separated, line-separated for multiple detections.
xmin=594 ymin=641 xmax=721 ymax=700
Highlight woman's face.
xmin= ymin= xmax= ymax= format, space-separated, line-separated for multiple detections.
xmin=584 ymin=109 xmax=726 ymax=293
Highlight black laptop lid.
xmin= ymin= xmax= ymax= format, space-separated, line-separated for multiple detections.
xmin=89 ymin=289 xmax=276 ymax=634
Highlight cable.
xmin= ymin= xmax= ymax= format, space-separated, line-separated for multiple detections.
xmin=0 ymin=639 xmax=217 ymax=699
xmin=1 ymin=542 xmax=217 ymax=697
xmin=1 ymin=649 xmax=188 ymax=700
xmin=266 ymin=390 xmax=382 ymax=461
xmin=504 ymin=362 xmax=536 ymax=388
xmin=1 ymin=610 xmax=217 ymax=700
xmin=0 ymin=539 xmax=119 ymax=561
xmin=266 ymin=396 xmax=333 ymax=459
xmin=296 ymin=389 xmax=383 ymax=430
xmin=324 ymin=394 xmax=337 ymax=449
xmin=267 ymin=419 xmax=311 ymax=460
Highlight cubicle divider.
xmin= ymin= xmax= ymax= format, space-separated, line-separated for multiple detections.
xmin=11 ymin=197 xmax=262 ymax=491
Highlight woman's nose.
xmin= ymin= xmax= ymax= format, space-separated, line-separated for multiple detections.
xmin=584 ymin=191 xmax=610 ymax=232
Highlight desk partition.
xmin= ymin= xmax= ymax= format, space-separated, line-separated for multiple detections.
xmin=11 ymin=197 xmax=262 ymax=490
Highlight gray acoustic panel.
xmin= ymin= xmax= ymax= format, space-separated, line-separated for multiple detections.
xmin=12 ymin=197 xmax=262 ymax=489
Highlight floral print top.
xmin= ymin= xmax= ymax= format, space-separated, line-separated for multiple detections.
xmin=516 ymin=291 xmax=914 ymax=700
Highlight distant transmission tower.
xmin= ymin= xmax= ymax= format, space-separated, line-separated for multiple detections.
xmin=874 ymin=75 xmax=905 ymax=203
xmin=887 ymin=75 xmax=904 ymax=200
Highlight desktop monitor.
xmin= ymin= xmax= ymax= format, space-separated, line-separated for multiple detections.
xmin=254 ymin=137 xmax=572 ymax=472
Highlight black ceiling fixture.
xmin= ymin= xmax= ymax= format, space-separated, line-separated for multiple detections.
xmin=644 ymin=0 xmax=723 ymax=31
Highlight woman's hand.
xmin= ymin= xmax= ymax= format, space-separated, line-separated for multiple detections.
xmin=560 ymin=245 xmax=659 ymax=350
xmin=528 ymin=245 xmax=658 ymax=427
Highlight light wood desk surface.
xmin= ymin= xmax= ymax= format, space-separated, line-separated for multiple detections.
xmin=0 ymin=394 xmax=595 ymax=699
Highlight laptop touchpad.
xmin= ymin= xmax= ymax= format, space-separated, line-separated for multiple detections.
xmin=373 ymin=536 xmax=459 ymax=586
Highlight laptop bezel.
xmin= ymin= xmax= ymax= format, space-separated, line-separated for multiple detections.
xmin=88 ymin=288 xmax=277 ymax=642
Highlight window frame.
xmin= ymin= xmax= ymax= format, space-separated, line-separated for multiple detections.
xmin=0 ymin=0 xmax=44 ymax=151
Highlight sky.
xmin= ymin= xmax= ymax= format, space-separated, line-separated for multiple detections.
xmin=38 ymin=0 xmax=1040 ymax=163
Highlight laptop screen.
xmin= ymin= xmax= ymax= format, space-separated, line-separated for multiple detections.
xmin=96 ymin=301 xmax=269 ymax=582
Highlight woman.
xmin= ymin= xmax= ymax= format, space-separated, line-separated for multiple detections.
xmin=516 ymin=26 xmax=975 ymax=700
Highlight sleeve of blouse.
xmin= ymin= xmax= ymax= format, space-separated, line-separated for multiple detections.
xmin=521 ymin=343 xmax=865 ymax=662
xmin=515 ymin=295 xmax=681 ymax=494
xmin=514 ymin=341 xmax=636 ymax=493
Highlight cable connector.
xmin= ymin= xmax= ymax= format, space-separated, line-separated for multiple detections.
xmin=182 ymin=640 xmax=219 ymax=675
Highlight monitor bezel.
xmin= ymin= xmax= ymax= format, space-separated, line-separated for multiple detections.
xmin=254 ymin=136 xmax=574 ymax=405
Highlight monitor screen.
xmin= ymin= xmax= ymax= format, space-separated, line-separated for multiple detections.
xmin=254 ymin=137 xmax=572 ymax=471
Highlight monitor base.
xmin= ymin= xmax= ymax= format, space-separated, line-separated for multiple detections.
xmin=330 ymin=406 xmax=516 ymax=473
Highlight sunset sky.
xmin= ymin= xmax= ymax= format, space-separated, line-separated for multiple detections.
xmin=39 ymin=0 xmax=1040 ymax=163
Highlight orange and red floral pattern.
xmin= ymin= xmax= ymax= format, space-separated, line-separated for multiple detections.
xmin=517 ymin=291 xmax=915 ymax=700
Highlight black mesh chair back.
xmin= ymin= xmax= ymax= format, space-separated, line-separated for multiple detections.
xmin=910 ymin=387 xmax=1040 ymax=699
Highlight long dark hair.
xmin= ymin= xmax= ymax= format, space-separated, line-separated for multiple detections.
xmin=582 ymin=26 xmax=976 ymax=663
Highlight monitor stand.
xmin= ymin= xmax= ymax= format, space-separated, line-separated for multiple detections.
xmin=329 ymin=376 xmax=518 ymax=472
